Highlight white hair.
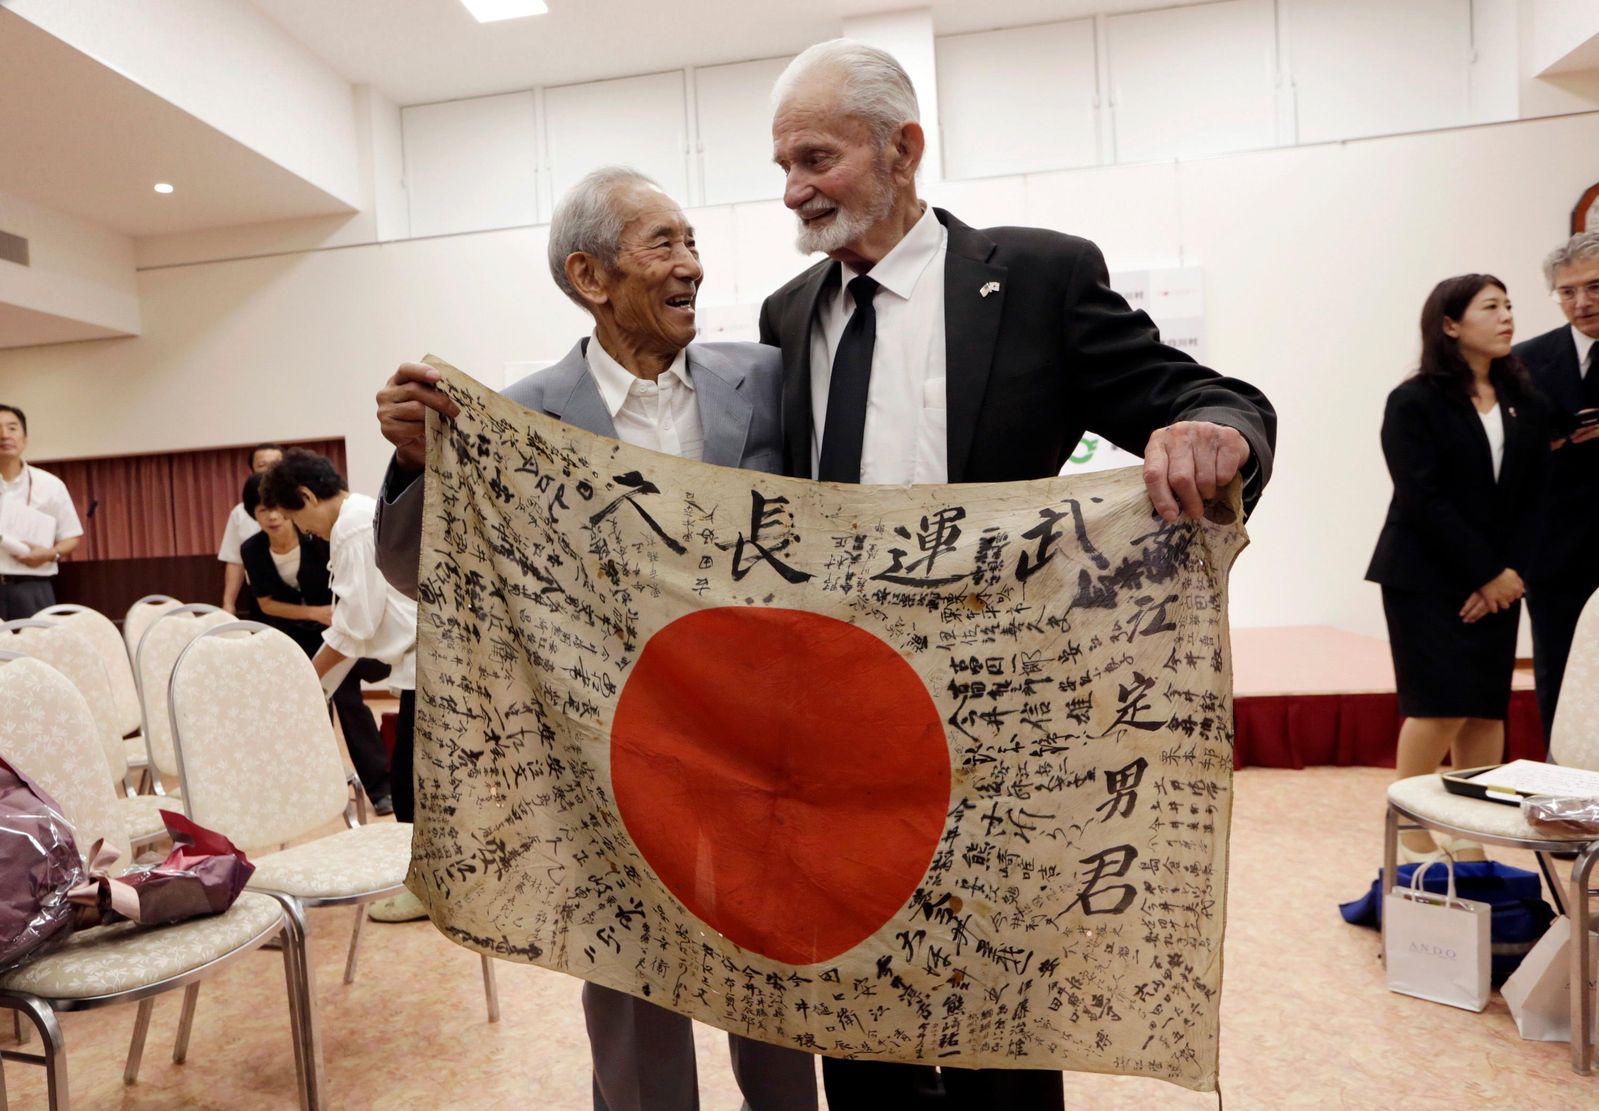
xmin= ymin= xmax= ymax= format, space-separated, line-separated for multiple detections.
xmin=772 ymin=38 xmax=919 ymax=147
xmin=1543 ymin=230 xmax=1599 ymax=289
xmin=547 ymin=166 xmax=660 ymax=308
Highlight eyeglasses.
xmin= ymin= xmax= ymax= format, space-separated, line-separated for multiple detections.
xmin=1553 ymin=281 xmax=1599 ymax=304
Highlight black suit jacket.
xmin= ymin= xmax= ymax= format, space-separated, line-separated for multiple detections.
xmin=1514 ymin=324 xmax=1599 ymax=584
xmin=240 ymin=530 xmax=333 ymax=656
xmin=1365 ymin=375 xmax=1549 ymax=595
xmin=757 ymin=208 xmax=1276 ymax=512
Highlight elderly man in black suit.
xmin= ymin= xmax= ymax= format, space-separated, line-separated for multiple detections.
xmin=759 ymin=38 xmax=1277 ymax=1111
xmin=1514 ymin=231 xmax=1599 ymax=743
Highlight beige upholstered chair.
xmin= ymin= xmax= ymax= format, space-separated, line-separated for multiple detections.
xmin=133 ymin=604 xmax=232 ymax=792
xmin=39 ymin=604 xmax=150 ymax=789
xmin=0 ymin=620 xmax=170 ymax=851
xmin=0 ymin=654 xmax=320 ymax=1110
xmin=121 ymin=595 xmax=180 ymax=665
xmin=168 ymin=622 xmax=498 ymax=1019
xmin=1384 ymin=588 xmax=1599 ymax=1075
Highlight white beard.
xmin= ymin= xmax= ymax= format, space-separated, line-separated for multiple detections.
xmin=794 ymin=170 xmax=897 ymax=256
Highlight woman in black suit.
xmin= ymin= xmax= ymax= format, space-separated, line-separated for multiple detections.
xmin=1367 ymin=274 xmax=1548 ymax=860
xmin=238 ymin=473 xmax=394 ymax=814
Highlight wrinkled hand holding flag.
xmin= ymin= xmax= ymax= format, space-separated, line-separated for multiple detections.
xmin=408 ymin=357 xmax=1246 ymax=1090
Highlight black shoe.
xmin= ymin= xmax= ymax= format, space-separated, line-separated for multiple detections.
xmin=371 ymin=794 xmax=395 ymax=816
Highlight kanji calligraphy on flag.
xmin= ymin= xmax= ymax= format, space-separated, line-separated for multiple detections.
xmin=408 ymin=357 xmax=1248 ymax=1090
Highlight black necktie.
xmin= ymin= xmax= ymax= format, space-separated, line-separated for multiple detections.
xmin=817 ymin=275 xmax=881 ymax=483
xmin=1585 ymin=344 xmax=1599 ymax=408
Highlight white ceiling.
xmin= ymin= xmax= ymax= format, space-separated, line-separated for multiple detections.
xmin=250 ymin=0 xmax=1216 ymax=106
xmin=0 ymin=9 xmax=355 ymax=238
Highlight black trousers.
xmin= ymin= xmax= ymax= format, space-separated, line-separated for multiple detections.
xmin=821 ymin=1058 xmax=1064 ymax=1110
xmin=393 ymin=688 xmax=416 ymax=824
xmin=1528 ymin=577 xmax=1599 ymax=748
xmin=0 ymin=577 xmax=54 ymax=620
xmin=331 ymin=658 xmax=393 ymax=801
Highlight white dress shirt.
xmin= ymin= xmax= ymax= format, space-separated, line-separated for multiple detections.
xmin=0 ymin=465 xmax=83 ymax=578
xmin=1478 ymin=404 xmax=1505 ymax=480
xmin=323 ymin=493 xmax=418 ymax=691
xmin=808 ymin=205 xmax=948 ymax=484
xmin=217 ymin=502 xmax=261 ymax=564
xmin=1572 ymin=325 xmax=1596 ymax=381
xmin=586 ymin=333 xmax=705 ymax=462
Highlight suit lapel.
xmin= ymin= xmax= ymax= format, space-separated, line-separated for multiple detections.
xmin=937 ymin=209 xmax=1007 ymax=482
xmin=687 ymin=344 xmax=753 ymax=466
xmin=543 ymin=339 xmax=619 ymax=439
xmin=779 ymin=262 xmax=838 ymax=476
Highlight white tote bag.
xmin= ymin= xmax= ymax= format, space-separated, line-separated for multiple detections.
xmin=1384 ymin=856 xmax=1491 ymax=1011
xmin=1501 ymin=916 xmax=1599 ymax=1041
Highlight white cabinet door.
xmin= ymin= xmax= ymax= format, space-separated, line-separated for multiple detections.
xmin=1107 ymin=0 xmax=1279 ymax=163
xmin=696 ymin=56 xmax=791 ymax=207
xmin=938 ymin=21 xmax=1100 ymax=180
xmin=544 ymin=71 xmax=689 ymax=207
xmin=1286 ymin=0 xmax=1471 ymax=143
xmin=403 ymin=92 xmax=539 ymax=238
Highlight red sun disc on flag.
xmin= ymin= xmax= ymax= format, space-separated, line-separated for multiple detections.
xmin=611 ymin=607 xmax=951 ymax=966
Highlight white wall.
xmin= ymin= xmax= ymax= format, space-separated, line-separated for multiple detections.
xmin=8 ymin=0 xmax=361 ymax=208
xmin=2 ymin=110 xmax=1593 ymax=637
xmin=0 ymin=189 xmax=140 ymax=346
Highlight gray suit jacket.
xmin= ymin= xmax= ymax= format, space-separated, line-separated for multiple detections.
xmin=374 ymin=338 xmax=784 ymax=599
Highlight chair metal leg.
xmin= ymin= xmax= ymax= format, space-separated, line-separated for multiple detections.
xmin=1570 ymin=843 xmax=1599 ymax=1076
xmin=0 ymin=994 xmax=66 ymax=1110
xmin=172 ymin=983 xmax=200 ymax=1064
xmin=277 ymin=897 xmax=325 ymax=1111
xmin=1536 ymin=851 xmax=1570 ymax=918
xmin=343 ymin=905 xmax=365 ymax=985
xmin=10 ymin=1013 xmax=23 ymax=1045
xmin=123 ymin=998 xmax=154 ymax=1085
xmin=480 ymin=954 xmax=500 ymax=1023
xmin=1380 ymin=807 xmax=1400 ymax=963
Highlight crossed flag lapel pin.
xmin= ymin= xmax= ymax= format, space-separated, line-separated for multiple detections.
xmin=979 ymin=281 xmax=1000 ymax=298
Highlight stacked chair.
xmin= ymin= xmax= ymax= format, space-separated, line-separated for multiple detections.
xmin=1385 ymin=587 xmax=1599 ymax=1075
xmin=38 ymin=604 xmax=151 ymax=795
xmin=0 ymin=652 xmax=318 ymax=1110
xmin=164 ymin=620 xmax=499 ymax=1023
xmin=0 ymin=620 xmax=171 ymax=852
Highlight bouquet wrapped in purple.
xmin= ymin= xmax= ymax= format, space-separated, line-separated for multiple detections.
xmin=68 ymin=810 xmax=255 ymax=929
xmin=0 ymin=758 xmax=85 ymax=972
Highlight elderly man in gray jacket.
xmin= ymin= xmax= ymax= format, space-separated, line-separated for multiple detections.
xmin=372 ymin=167 xmax=816 ymax=1111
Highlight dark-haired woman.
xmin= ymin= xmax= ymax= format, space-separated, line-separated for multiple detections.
xmin=1366 ymin=274 xmax=1549 ymax=861
xmin=238 ymin=473 xmax=394 ymax=815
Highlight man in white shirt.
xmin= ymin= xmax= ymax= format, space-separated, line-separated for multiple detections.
xmin=0 ymin=405 xmax=83 ymax=619
xmin=371 ymin=168 xmax=813 ymax=1111
xmin=217 ymin=442 xmax=283 ymax=614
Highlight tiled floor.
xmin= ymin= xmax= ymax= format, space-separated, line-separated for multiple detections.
xmin=2 ymin=766 xmax=1595 ymax=1109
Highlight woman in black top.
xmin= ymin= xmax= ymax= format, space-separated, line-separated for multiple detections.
xmin=239 ymin=474 xmax=394 ymax=814
xmin=1366 ymin=274 xmax=1548 ymax=859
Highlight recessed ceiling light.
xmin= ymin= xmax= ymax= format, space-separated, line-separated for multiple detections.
xmin=153 ymin=183 xmax=174 ymax=194
xmin=459 ymin=0 xmax=547 ymax=22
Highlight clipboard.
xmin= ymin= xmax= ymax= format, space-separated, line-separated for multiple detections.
xmin=1441 ymin=765 xmax=1538 ymax=807
xmin=1443 ymin=761 xmax=1599 ymax=807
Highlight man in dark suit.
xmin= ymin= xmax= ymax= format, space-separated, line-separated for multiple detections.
xmin=371 ymin=168 xmax=815 ymax=1111
xmin=761 ymin=39 xmax=1276 ymax=1110
xmin=1515 ymin=231 xmax=1599 ymax=743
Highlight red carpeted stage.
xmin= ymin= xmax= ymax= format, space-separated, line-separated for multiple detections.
xmin=1230 ymin=626 xmax=1543 ymax=770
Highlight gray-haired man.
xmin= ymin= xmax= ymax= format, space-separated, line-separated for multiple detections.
xmin=372 ymin=168 xmax=816 ymax=1111
xmin=1515 ymin=231 xmax=1599 ymax=744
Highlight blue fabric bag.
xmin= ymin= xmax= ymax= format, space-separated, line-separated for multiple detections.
xmin=1340 ymin=860 xmax=1555 ymax=985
